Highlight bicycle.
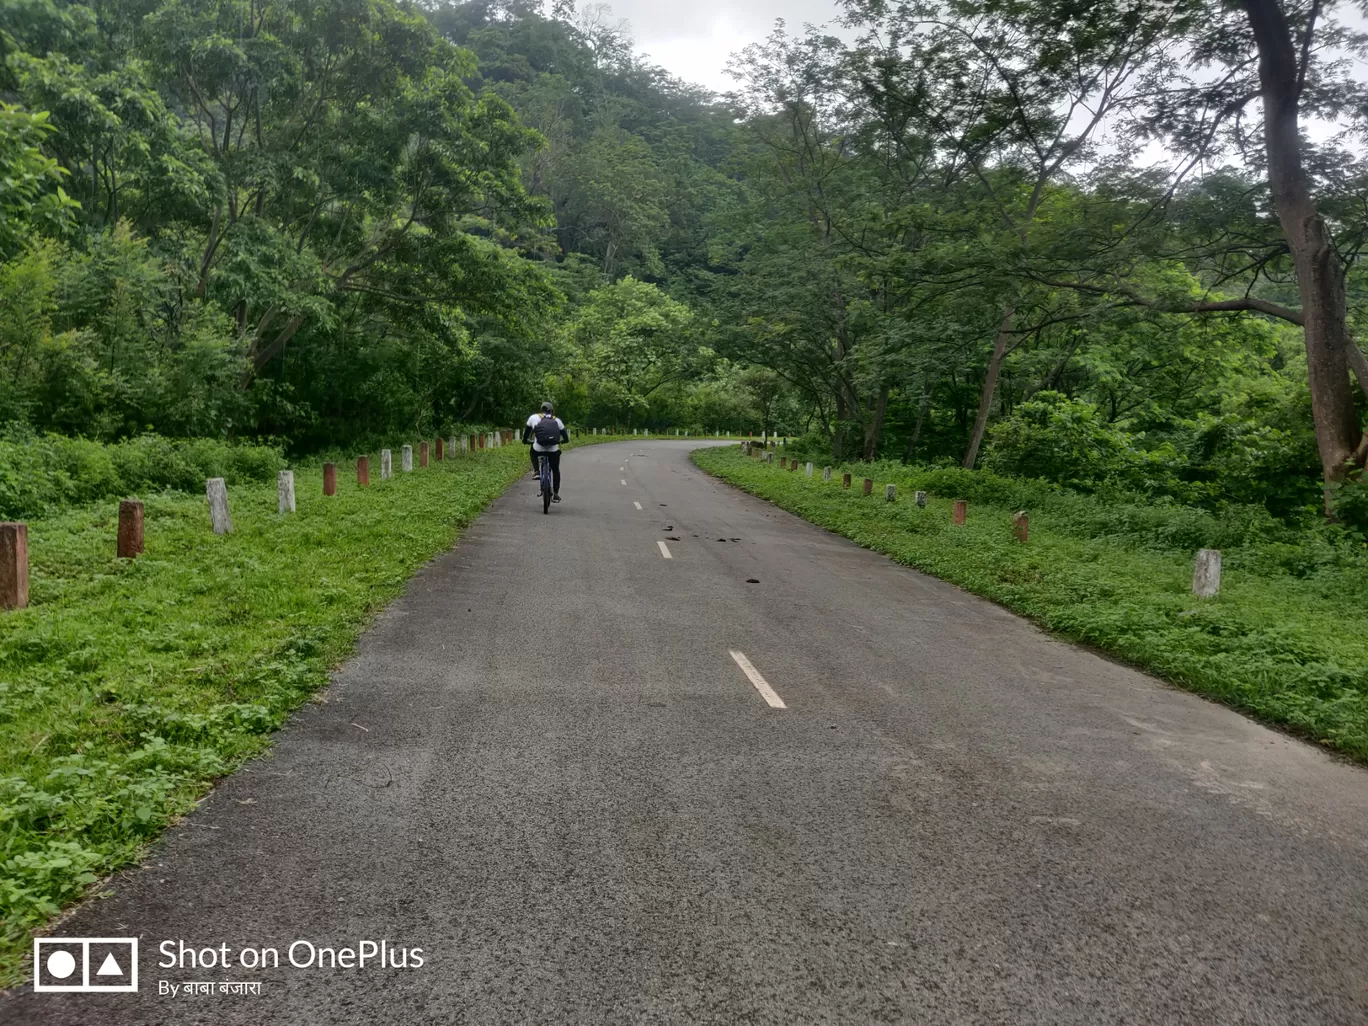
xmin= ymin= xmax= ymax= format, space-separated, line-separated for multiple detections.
xmin=538 ymin=453 xmax=553 ymax=514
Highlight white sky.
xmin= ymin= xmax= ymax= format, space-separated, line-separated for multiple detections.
xmin=604 ymin=0 xmax=1368 ymax=118
xmin=602 ymin=0 xmax=1366 ymax=167
xmin=607 ymin=0 xmax=842 ymax=93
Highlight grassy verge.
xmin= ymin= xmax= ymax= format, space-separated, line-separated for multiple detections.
xmin=0 ymin=443 xmax=552 ymax=986
xmin=695 ymin=446 xmax=1368 ymax=763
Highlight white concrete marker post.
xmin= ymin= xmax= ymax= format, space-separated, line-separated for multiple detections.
xmin=806 ymin=462 xmax=813 ymax=478
xmin=823 ymin=467 xmax=832 ymax=482
xmin=206 ymin=478 xmax=233 ymax=535
xmin=381 ymin=449 xmax=392 ymax=479
xmin=1193 ymin=549 xmax=1221 ymax=598
xmin=885 ymin=484 xmax=897 ymax=501
xmin=402 ymin=445 xmax=413 ymax=472
xmin=277 ymin=470 xmax=296 ymax=514
xmin=915 ymin=490 xmax=927 ymax=507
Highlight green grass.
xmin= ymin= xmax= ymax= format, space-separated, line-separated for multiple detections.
xmin=0 ymin=441 xmax=563 ymax=986
xmin=696 ymin=446 xmax=1368 ymax=764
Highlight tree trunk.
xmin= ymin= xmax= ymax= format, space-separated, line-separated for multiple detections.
xmin=832 ymin=390 xmax=849 ymax=463
xmin=240 ymin=313 xmax=305 ymax=388
xmin=863 ymin=383 xmax=890 ymax=460
xmin=1243 ymin=0 xmax=1364 ymax=503
xmin=903 ymin=375 xmax=934 ymax=463
xmin=962 ymin=305 xmax=1016 ymax=469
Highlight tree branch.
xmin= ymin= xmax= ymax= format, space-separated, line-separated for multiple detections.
xmin=1030 ymin=276 xmax=1305 ymax=324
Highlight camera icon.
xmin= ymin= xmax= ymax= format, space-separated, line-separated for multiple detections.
xmin=33 ymin=938 xmax=138 ymax=992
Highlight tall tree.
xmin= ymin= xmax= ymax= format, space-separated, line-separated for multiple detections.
xmin=1238 ymin=0 xmax=1366 ymax=492
xmin=843 ymin=0 xmax=1197 ymax=467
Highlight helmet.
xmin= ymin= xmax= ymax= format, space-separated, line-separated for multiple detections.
xmin=540 ymin=401 xmax=554 ymax=414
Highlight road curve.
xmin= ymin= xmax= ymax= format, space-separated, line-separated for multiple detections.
xmin=6 ymin=440 xmax=1367 ymax=1025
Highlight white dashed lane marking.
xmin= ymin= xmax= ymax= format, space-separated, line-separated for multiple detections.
xmin=729 ymin=651 xmax=786 ymax=709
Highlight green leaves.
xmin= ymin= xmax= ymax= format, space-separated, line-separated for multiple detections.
xmin=0 ymin=0 xmax=568 ymax=441
xmin=559 ymin=276 xmax=700 ymax=424
xmin=0 ymin=103 xmax=77 ymax=256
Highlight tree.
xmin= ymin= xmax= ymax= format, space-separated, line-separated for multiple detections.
xmin=739 ymin=366 xmax=785 ymax=438
xmin=563 ymin=276 xmax=700 ymax=425
xmin=1004 ymin=0 xmax=1368 ymax=505
xmin=843 ymin=0 xmax=1199 ymax=468
xmin=1238 ymin=0 xmax=1366 ymax=493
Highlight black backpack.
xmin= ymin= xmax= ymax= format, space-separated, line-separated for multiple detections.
xmin=533 ymin=416 xmax=560 ymax=447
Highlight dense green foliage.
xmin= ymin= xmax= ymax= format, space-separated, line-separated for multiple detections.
xmin=0 ymin=0 xmax=768 ymax=446
xmin=0 ymin=430 xmax=285 ymax=520
xmin=0 ymin=0 xmax=557 ymax=448
xmin=5 ymin=0 xmax=1361 ymax=520
xmin=697 ymin=446 xmax=1368 ymax=759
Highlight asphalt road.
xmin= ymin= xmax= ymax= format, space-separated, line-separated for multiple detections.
xmin=7 ymin=440 xmax=1368 ymax=1025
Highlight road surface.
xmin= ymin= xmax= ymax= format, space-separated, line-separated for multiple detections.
xmin=7 ymin=440 xmax=1368 ymax=1025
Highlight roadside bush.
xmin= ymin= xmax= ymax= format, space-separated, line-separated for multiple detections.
xmin=982 ymin=391 xmax=1186 ymax=495
xmin=1329 ymin=474 xmax=1368 ymax=539
xmin=781 ymin=432 xmax=829 ymax=462
xmin=0 ymin=430 xmax=286 ymax=519
xmin=845 ymin=459 xmax=1301 ymax=555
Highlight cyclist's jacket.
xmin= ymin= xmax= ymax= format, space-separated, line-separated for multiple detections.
xmin=524 ymin=414 xmax=569 ymax=452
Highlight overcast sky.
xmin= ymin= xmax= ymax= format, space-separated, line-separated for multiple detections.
xmin=606 ymin=0 xmax=843 ymax=93
xmin=600 ymin=0 xmax=1368 ymax=111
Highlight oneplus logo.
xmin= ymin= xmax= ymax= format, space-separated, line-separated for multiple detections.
xmin=33 ymin=938 xmax=139 ymax=992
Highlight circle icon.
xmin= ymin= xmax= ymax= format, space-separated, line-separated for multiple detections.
xmin=46 ymin=950 xmax=77 ymax=979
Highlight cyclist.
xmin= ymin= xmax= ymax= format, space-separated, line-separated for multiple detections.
xmin=523 ymin=402 xmax=569 ymax=502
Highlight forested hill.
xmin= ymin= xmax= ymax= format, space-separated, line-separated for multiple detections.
xmin=1 ymin=0 xmax=1367 ymax=528
xmin=427 ymin=0 xmax=737 ymax=285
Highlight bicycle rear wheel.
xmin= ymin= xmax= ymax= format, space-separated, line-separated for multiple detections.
xmin=540 ymin=457 xmax=552 ymax=514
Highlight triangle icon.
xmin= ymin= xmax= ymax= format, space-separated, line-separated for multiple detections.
xmin=96 ymin=952 xmax=123 ymax=976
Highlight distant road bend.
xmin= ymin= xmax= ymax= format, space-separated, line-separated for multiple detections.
xmin=7 ymin=440 xmax=1368 ymax=1025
